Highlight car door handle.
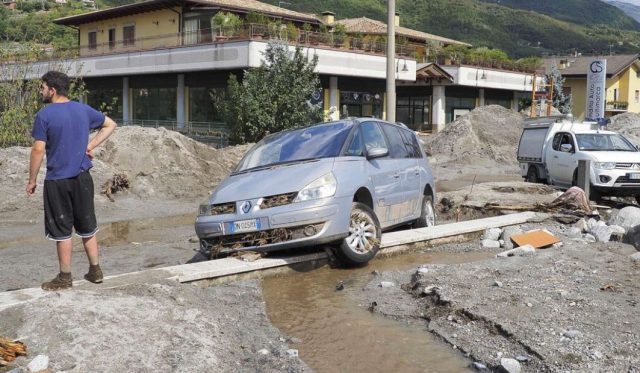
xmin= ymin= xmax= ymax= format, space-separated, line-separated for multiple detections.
xmin=553 ymin=155 xmax=558 ymax=159
xmin=393 ymin=174 xmax=400 ymax=178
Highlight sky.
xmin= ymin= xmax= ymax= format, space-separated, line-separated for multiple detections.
xmin=609 ymin=0 xmax=640 ymax=6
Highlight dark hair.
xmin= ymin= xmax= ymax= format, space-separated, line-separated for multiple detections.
xmin=41 ymin=71 xmax=70 ymax=97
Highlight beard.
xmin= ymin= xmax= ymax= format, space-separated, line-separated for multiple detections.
xmin=41 ymin=93 xmax=52 ymax=104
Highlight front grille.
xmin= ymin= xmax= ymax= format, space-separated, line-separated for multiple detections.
xmin=259 ymin=192 xmax=297 ymax=209
xmin=616 ymin=163 xmax=640 ymax=169
xmin=614 ymin=176 xmax=640 ymax=184
xmin=210 ymin=202 xmax=236 ymax=215
xmin=202 ymin=223 xmax=324 ymax=257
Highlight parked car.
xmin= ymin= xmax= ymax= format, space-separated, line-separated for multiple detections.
xmin=518 ymin=115 xmax=640 ymax=202
xmin=195 ymin=118 xmax=436 ymax=265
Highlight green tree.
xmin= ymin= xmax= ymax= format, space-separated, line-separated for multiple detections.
xmin=219 ymin=40 xmax=322 ymax=144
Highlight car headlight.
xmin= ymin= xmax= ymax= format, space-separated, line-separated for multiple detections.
xmin=198 ymin=200 xmax=212 ymax=216
xmin=294 ymin=172 xmax=337 ymax=202
xmin=594 ymin=162 xmax=616 ymax=170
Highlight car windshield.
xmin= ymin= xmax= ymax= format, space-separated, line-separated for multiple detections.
xmin=575 ymin=134 xmax=637 ymax=152
xmin=234 ymin=122 xmax=352 ymax=173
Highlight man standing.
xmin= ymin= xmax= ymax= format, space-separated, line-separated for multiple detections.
xmin=26 ymin=71 xmax=117 ymax=291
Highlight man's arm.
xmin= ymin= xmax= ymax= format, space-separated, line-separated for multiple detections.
xmin=86 ymin=116 xmax=117 ymax=159
xmin=26 ymin=140 xmax=46 ymax=196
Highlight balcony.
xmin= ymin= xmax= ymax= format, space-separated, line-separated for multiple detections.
xmin=606 ymin=101 xmax=628 ymax=112
xmin=2 ymin=23 xmax=417 ymax=63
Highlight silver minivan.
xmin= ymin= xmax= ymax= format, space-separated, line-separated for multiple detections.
xmin=195 ymin=118 xmax=436 ymax=265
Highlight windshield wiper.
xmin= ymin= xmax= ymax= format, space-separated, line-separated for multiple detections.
xmin=232 ymin=157 xmax=321 ymax=175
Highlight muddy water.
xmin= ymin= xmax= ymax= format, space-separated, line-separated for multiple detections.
xmin=263 ymin=251 xmax=493 ymax=373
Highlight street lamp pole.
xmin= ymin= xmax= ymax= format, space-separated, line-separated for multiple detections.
xmin=386 ymin=0 xmax=396 ymax=122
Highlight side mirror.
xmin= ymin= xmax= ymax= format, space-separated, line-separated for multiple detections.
xmin=560 ymin=143 xmax=573 ymax=153
xmin=366 ymin=147 xmax=389 ymax=160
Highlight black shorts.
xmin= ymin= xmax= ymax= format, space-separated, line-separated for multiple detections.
xmin=43 ymin=171 xmax=98 ymax=241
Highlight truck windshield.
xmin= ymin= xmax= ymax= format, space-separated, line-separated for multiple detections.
xmin=575 ymin=134 xmax=637 ymax=152
xmin=234 ymin=122 xmax=352 ymax=173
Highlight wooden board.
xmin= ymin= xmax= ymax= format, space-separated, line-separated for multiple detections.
xmin=510 ymin=229 xmax=560 ymax=249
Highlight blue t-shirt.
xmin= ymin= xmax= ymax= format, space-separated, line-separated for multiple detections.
xmin=31 ymin=101 xmax=106 ymax=180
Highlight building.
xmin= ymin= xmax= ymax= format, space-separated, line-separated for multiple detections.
xmin=544 ymin=54 xmax=640 ymax=120
xmin=7 ymin=0 xmax=536 ymax=137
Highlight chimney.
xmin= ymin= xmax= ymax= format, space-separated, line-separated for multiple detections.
xmin=321 ymin=11 xmax=335 ymax=25
xmin=395 ymin=12 xmax=400 ymax=27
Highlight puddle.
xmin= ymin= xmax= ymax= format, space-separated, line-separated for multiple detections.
xmin=436 ymin=174 xmax=522 ymax=193
xmin=0 ymin=213 xmax=195 ymax=250
xmin=263 ymin=251 xmax=493 ymax=372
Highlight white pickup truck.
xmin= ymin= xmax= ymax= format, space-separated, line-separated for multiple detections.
xmin=517 ymin=116 xmax=640 ymax=202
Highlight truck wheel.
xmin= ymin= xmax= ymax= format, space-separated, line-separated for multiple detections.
xmin=526 ymin=166 xmax=539 ymax=183
xmin=335 ymin=202 xmax=381 ymax=266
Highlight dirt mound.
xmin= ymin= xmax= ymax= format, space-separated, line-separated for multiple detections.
xmin=0 ymin=126 xmax=252 ymax=216
xmin=609 ymin=112 xmax=640 ymax=145
xmin=93 ymin=126 xmax=251 ymax=200
xmin=425 ymin=105 xmax=525 ymax=167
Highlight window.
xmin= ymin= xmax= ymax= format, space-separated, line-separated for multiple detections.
xmin=635 ymin=90 xmax=639 ymax=104
xmin=123 ymin=25 xmax=135 ymax=46
xmin=88 ymin=31 xmax=97 ymax=50
xmin=381 ymin=124 xmax=410 ymax=159
xmin=552 ymin=133 xmax=574 ymax=152
xmin=108 ymin=28 xmax=116 ymax=49
xmin=344 ymin=128 xmax=364 ymax=157
xmin=361 ymin=122 xmax=387 ymax=151
xmin=399 ymin=128 xmax=423 ymax=158
xmin=613 ymin=88 xmax=618 ymax=101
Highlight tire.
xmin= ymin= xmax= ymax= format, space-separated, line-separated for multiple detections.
xmin=526 ymin=165 xmax=539 ymax=183
xmin=635 ymin=195 xmax=640 ymax=205
xmin=414 ymin=194 xmax=436 ymax=228
xmin=335 ymin=202 xmax=381 ymax=265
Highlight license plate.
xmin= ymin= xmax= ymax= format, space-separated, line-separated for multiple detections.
xmin=629 ymin=173 xmax=640 ymax=180
xmin=232 ymin=219 xmax=260 ymax=233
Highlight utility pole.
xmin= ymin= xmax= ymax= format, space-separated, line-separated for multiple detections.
xmin=386 ymin=0 xmax=396 ymax=122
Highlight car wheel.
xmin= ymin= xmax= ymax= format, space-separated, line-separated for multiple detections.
xmin=414 ymin=194 xmax=436 ymax=228
xmin=336 ymin=202 xmax=381 ymax=265
xmin=526 ymin=165 xmax=539 ymax=183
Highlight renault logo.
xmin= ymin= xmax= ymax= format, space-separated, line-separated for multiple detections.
xmin=240 ymin=201 xmax=252 ymax=214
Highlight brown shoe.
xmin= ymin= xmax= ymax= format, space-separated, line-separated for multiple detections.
xmin=41 ymin=272 xmax=72 ymax=291
xmin=84 ymin=264 xmax=103 ymax=283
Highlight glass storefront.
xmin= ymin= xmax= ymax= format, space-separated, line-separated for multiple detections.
xmin=132 ymin=87 xmax=176 ymax=122
xmin=189 ymin=87 xmax=225 ymax=122
xmin=397 ymin=96 xmax=430 ymax=131
xmin=340 ymin=91 xmax=383 ymax=119
xmin=86 ymin=88 xmax=123 ymax=120
xmin=445 ymin=96 xmax=476 ymax=123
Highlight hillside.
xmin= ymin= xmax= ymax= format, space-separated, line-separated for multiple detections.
xmin=261 ymin=0 xmax=640 ymax=57
xmin=606 ymin=0 xmax=640 ymax=23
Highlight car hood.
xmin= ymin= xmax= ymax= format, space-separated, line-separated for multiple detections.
xmin=210 ymin=158 xmax=335 ymax=203
xmin=586 ymin=151 xmax=640 ymax=163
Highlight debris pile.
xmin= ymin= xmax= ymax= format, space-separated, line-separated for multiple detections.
xmin=102 ymin=173 xmax=130 ymax=202
xmin=0 ymin=336 xmax=27 ymax=366
xmin=609 ymin=112 xmax=640 ymax=145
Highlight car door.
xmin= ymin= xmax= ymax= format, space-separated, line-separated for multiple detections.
xmin=547 ymin=132 xmax=577 ymax=186
xmin=360 ymin=121 xmax=399 ymax=227
xmin=380 ymin=123 xmax=419 ymax=223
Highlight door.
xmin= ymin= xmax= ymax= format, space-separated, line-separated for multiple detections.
xmin=360 ymin=121 xmax=398 ymax=227
xmin=547 ymin=132 xmax=577 ymax=186
xmin=380 ymin=123 xmax=420 ymax=223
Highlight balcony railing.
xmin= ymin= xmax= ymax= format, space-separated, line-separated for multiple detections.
xmin=2 ymin=23 xmax=417 ymax=63
xmin=606 ymin=101 xmax=628 ymax=111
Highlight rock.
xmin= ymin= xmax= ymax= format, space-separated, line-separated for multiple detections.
xmin=497 ymin=245 xmax=536 ymax=258
xmin=609 ymin=225 xmax=626 ymax=234
xmin=562 ymin=329 xmax=582 ymax=339
xmin=630 ymin=252 xmax=640 ymax=262
xmin=501 ymin=226 xmax=523 ymax=250
xmin=515 ymin=355 xmax=531 ymax=362
xmin=609 ymin=225 xmax=626 ymax=242
xmin=565 ymin=227 xmax=583 ymax=239
xmin=335 ymin=281 xmax=345 ymax=291
xmin=483 ymin=228 xmax=502 ymax=241
xmin=423 ymin=285 xmax=439 ymax=295
xmin=258 ymin=348 xmax=270 ymax=355
xmin=590 ymin=225 xmax=612 ymax=243
xmin=379 ymin=281 xmax=395 ymax=288
xmin=584 ymin=234 xmax=597 ymax=243
xmin=493 ymin=280 xmax=503 ymax=287
xmin=609 ymin=206 xmax=640 ymax=231
xmin=498 ymin=358 xmax=521 ymax=373
xmin=286 ymin=349 xmax=299 ymax=357
xmin=482 ymin=239 xmax=501 ymax=249
xmin=472 ymin=362 xmax=490 ymax=371
xmin=27 ymin=355 xmax=49 ymax=372
xmin=573 ymin=218 xmax=588 ymax=232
